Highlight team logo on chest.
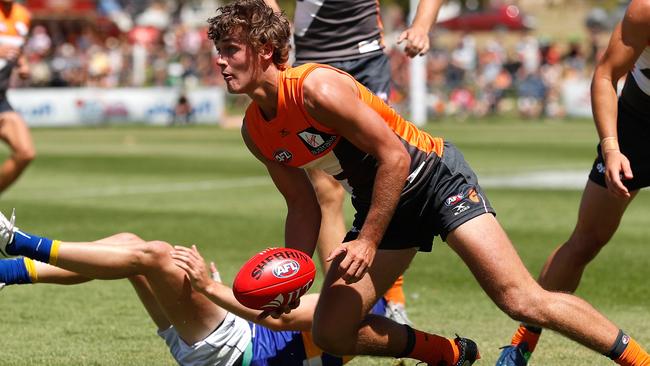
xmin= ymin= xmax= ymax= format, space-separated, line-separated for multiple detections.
xmin=297 ymin=127 xmax=337 ymax=155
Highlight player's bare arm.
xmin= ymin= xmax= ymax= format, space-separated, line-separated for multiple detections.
xmin=398 ymin=0 xmax=445 ymax=57
xmin=301 ymin=68 xmax=411 ymax=283
xmin=263 ymin=0 xmax=280 ymax=12
xmin=591 ymin=0 xmax=650 ymax=197
xmin=172 ymin=244 xmax=317 ymax=332
xmin=241 ymin=124 xmax=321 ymax=256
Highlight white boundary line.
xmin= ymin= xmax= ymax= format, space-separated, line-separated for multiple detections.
xmin=11 ymin=176 xmax=272 ymax=200
xmin=8 ymin=170 xmax=605 ymax=202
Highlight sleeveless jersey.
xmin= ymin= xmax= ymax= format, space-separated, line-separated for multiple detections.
xmin=0 ymin=3 xmax=30 ymax=93
xmin=293 ymin=0 xmax=384 ymax=64
xmin=244 ymin=63 xmax=444 ymax=206
xmin=631 ymin=46 xmax=650 ymax=96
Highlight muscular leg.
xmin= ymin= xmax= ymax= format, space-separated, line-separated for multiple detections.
xmin=538 ymin=181 xmax=637 ymax=292
xmin=307 ymin=168 xmax=409 ymax=321
xmin=30 ymin=260 xmax=172 ymax=332
xmin=41 ymin=237 xmax=226 ymax=344
xmin=447 ymin=213 xmax=619 ymax=353
xmin=312 ymin=248 xmax=417 ymax=356
xmin=0 ymin=111 xmax=35 ymax=193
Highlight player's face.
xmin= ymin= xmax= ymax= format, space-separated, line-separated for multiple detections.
xmin=215 ymin=32 xmax=257 ymax=94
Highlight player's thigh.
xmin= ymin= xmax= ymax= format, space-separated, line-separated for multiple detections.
xmin=314 ymin=248 xmax=417 ymax=332
xmin=0 ymin=111 xmax=34 ymax=153
xmin=446 ymin=213 xmax=539 ymax=302
xmin=571 ymin=180 xmax=637 ymax=245
xmin=93 ymin=232 xmax=146 ymax=245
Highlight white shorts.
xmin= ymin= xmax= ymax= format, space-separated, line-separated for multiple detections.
xmin=158 ymin=312 xmax=252 ymax=366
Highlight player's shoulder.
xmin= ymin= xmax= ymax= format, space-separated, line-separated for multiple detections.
xmin=301 ymin=64 xmax=354 ymax=100
xmin=625 ymin=0 xmax=650 ymax=22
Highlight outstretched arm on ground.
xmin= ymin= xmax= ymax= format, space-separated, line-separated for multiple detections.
xmin=172 ymin=244 xmax=317 ymax=331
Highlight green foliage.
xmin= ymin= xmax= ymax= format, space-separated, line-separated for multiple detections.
xmin=0 ymin=120 xmax=648 ymax=365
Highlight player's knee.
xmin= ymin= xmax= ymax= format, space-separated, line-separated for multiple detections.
xmin=313 ymin=181 xmax=345 ymax=208
xmin=138 ymin=240 xmax=173 ymax=268
xmin=494 ymin=284 xmax=545 ymax=323
xmin=312 ymin=326 xmax=352 ymax=355
xmin=13 ymin=147 xmax=36 ymax=166
xmin=312 ymin=317 xmax=355 ymax=355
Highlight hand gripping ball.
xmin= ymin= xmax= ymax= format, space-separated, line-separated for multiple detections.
xmin=233 ymin=247 xmax=316 ymax=310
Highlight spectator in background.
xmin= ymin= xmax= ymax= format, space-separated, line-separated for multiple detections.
xmin=516 ymin=70 xmax=546 ymax=119
xmin=172 ymin=93 xmax=193 ymax=125
xmin=0 ymin=0 xmax=36 ymax=194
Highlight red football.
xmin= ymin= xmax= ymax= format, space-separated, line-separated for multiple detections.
xmin=233 ymin=247 xmax=316 ymax=310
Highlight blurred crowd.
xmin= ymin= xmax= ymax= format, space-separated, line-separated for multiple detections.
xmin=387 ymin=31 xmax=601 ymax=120
xmin=18 ymin=0 xmax=222 ymax=89
xmin=15 ymin=0 xmax=612 ymax=120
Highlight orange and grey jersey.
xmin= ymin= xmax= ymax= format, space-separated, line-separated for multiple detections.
xmin=244 ymin=63 xmax=444 ymax=206
xmin=0 ymin=3 xmax=30 ymax=93
xmin=293 ymin=0 xmax=384 ymax=64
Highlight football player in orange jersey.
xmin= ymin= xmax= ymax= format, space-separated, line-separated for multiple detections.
xmin=263 ymin=0 xmax=444 ymax=326
xmin=0 ymin=0 xmax=35 ymax=194
xmin=204 ymin=0 xmax=650 ymax=365
xmin=497 ymin=1 xmax=650 ymax=365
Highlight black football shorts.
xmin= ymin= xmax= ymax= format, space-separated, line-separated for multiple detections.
xmin=345 ymin=142 xmax=495 ymax=252
xmin=589 ymin=75 xmax=650 ymax=191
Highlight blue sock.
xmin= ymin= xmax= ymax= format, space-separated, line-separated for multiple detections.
xmin=0 ymin=257 xmax=33 ymax=285
xmin=7 ymin=230 xmax=54 ymax=264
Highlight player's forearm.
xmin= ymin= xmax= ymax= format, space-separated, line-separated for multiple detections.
xmin=285 ymin=202 xmax=321 ymax=256
xmin=411 ymin=0 xmax=445 ymax=31
xmin=202 ymin=281 xmax=314 ymax=331
xmin=590 ymin=73 xmax=620 ymax=141
xmin=202 ymin=281 xmax=266 ymax=323
xmin=358 ymin=155 xmax=410 ymax=245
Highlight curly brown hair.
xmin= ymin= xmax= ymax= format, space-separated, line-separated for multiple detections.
xmin=207 ymin=0 xmax=291 ymax=69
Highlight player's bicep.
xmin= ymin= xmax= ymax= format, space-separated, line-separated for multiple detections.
xmin=302 ymin=70 xmax=407 ymax=162
xmin=597 ymin=8 xmax=650 ymax=81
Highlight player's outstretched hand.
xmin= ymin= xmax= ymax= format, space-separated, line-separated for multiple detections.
xmin=326 ymin=239 xmax=376 ymax=284
xmin=603 ymin=150 xmax=633 ymax=198
xmin=397 ymin=26 xmax=430 ymax=57
xmin=172 ymin=245 xmax=212 ymax=293
xmin=256 ymin=297 xmax=301 ymax=320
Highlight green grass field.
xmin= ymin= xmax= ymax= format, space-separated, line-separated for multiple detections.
xmin=0 ymin=119 xmax=648 ymax=365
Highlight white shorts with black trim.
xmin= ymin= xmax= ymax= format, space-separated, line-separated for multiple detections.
xmin=158 ymin=312 xmax=252 ymax=366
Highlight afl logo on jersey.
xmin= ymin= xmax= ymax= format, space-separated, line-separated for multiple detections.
xmin=273 ymin=149 xmax=293 ymax=163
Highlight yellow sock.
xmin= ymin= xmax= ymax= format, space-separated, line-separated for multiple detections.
xmin=23 ymin=257 xmax=38 ymax=283
xmin=48 ymin=240 xmax=60 ymax=266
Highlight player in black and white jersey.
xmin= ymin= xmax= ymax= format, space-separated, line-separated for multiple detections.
xmin=497 ymin=1 xmax=650 ymax=365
